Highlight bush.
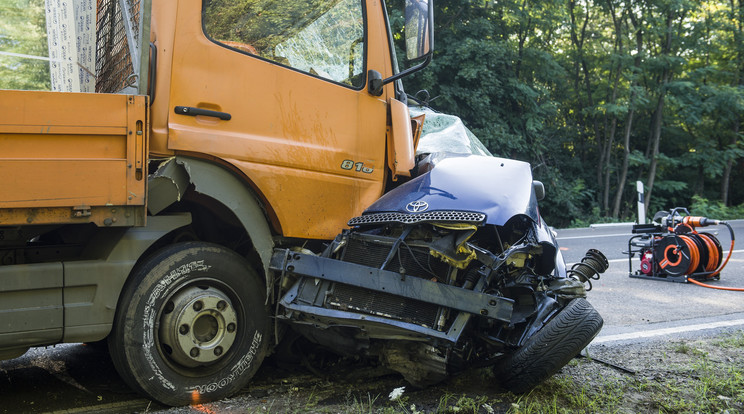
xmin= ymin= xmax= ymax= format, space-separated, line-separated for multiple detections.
xmin=689 ymin=195 xmax=744 ymax=221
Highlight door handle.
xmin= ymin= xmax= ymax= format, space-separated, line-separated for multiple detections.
xmin=174 ymin=106 xmax=231 ymax=121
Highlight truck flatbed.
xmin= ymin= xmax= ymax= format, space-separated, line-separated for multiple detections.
xmin=0 ymin=90 xmax=147 ymax=227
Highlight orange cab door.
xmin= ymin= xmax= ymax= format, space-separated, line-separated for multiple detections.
xmin=167 ymin=0 xmax=392 ymax=240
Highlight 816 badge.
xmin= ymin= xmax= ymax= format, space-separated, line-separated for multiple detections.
xmin=340 ymin=160 xmax=373 ymax=174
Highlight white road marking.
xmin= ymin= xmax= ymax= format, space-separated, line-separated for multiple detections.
xmin=557 ymin=233 xmax=629 ymax=240
xmin=592 ymin=319 xmax=744 ymax=344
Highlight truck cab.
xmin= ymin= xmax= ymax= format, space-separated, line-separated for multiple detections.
xmin=151 ymin=0 xmax=415 ymax=239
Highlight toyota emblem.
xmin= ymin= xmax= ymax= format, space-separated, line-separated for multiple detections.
xmin=406 ymin=200 xmax=429 ymax=212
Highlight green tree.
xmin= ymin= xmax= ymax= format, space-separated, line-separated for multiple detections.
xmin=398 ymin=0 xmax=743 ymax=226
xmin=0 ymin=0 xmax=49 ymax=90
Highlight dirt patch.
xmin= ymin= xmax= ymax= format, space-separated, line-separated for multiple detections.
xmin=151 ymin=330 xmax=744 ymax=413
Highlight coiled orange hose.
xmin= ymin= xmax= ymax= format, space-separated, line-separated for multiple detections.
xmin=688 ymin=222 xmax=741 ymax=291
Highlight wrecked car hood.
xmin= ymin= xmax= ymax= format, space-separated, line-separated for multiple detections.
xmin=364 ymin=154 xmax=539 ymax=226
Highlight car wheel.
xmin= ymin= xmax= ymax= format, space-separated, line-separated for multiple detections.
xmin=495 ymin=298 xmax=602 ymax=393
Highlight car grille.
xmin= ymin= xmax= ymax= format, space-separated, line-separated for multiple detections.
xmin=348 ymin=210 xmax=486 ymax=226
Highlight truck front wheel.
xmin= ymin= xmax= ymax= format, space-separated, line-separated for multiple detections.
xmin=109 ymin=242 xmax=270 ymax=406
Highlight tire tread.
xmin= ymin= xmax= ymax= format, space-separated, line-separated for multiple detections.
xmin=496 ymin=298 xmax=603 ymax=393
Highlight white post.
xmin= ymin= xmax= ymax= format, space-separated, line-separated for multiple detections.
xmin=45 ymin=0 xmax=79 ymax=92
xmin=74 ymin=0 xmax=96 ymax=92
xmin=45 ymin=0 xmax=95 ymax=92
xmin=636 ymin=181 xmax=645 ymax=224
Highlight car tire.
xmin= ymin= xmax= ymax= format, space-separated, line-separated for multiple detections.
xmin=495 ymin=298 xmax=603 ymax=393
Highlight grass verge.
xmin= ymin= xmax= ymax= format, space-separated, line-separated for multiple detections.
xmin=355 ymin=330 xmax=744 ymax=413
xmin=154 ymin=330 xmax=744 ymax=414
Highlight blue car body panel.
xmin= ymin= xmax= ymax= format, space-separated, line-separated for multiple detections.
xmin=365 ymin=154 xmax=539 ymax=226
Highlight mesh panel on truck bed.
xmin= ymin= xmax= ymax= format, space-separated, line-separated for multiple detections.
xmin=96 ymin=0 xmax=145 ymax=93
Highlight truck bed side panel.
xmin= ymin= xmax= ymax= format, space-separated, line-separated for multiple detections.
xmin=0 ymin=90 xmax=147 ymax=227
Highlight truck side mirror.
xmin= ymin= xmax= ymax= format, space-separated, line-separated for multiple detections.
xmin=404 ymin=0 xmax=433 ymax=61
xmin=369 ymin=0 xmax=434 ymax=95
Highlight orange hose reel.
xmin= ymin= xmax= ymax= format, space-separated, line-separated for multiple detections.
xmin=629 ymin=208 xmax=736 ymax=288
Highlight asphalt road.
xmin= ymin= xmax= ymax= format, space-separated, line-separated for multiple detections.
xmin=555 ymin=219 xmax=744 ymax=346
xmin=2 ymin=221 xmax=744 ymax=412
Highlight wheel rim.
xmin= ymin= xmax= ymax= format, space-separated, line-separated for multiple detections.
xmin=159 ymin=285 xmax=238 ymax=368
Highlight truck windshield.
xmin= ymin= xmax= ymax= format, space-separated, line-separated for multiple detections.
xmin=203 ymin=0 xmax=366 ymax=88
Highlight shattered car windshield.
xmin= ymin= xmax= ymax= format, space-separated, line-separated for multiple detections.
xmin=410 ymin=106 xmax=492 ymax=157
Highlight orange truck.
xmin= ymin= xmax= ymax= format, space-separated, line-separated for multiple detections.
xmin=0 ymin=0 xmax=607 ymax=407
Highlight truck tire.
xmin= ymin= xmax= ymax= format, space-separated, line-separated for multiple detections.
xmin=109 ymin=242 xmax=270 ymax=406
xmin=495 ymin=298 xmax=602 ymax=394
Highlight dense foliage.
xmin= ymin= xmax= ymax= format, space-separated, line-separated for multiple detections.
xmin=392 ymin=0 xmax=744 ymax=227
